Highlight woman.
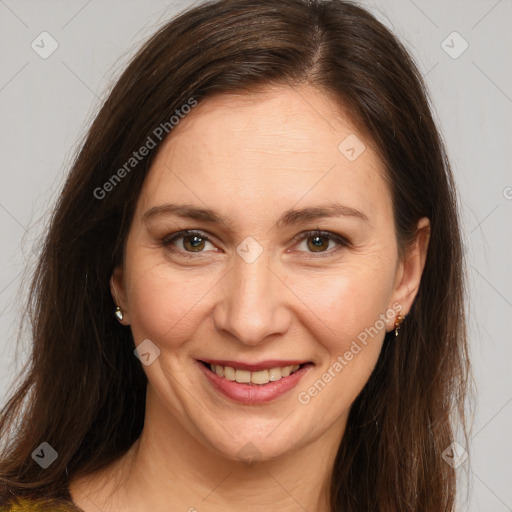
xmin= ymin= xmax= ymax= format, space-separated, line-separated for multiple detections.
xmin=0 ymin=0 xmax=472 ymax=510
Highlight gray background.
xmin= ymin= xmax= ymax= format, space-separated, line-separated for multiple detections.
xmin=1 ymin=1 xmax=511 ymax=510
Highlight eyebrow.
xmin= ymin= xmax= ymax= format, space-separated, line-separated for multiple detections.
xmin=142 ymin=202 xmax=369 ymax=227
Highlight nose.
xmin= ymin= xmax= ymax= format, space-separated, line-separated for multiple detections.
xmin=212 ymin=248 xmax=292 ymax=346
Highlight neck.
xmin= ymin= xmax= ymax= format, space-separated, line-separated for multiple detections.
xmin=70 ymin=386 xmax=345 ymax=512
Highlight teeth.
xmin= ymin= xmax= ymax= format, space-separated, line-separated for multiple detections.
xmin=223 ymin=366 xmax=235 ymax=381
xmin=210 ymin=363 xmax=301 ymax=385
xmin=268 ymin=368 xmax=282 ymax=381
xmin=251 ymin=369 xmax=269 ymax=384
xmin=235 ymin=369 xmax=251 ymax=383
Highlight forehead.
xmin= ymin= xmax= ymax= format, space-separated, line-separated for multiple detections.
xmin=138 ymin=85 xmax=391 ymax=222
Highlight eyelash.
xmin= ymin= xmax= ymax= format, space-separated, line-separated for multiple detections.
xmin=160 ymin=229 xmax=350 ymax=259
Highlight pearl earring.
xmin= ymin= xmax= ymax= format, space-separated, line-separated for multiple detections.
xmin=114 ymin=306 xmax=124 ymax=322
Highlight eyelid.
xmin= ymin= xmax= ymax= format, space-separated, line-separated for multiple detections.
xmin=161 ymin=229 xmax=214 ymax=246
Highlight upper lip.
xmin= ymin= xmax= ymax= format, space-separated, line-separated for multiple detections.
xmin=199 ymin=359 xmax=310 ymax=372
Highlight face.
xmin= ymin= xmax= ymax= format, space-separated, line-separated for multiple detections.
xmin=112 ymin=84 xmax=428 ymax=462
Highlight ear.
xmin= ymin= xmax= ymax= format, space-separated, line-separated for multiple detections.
xmin=386 ymin=217 xmax=430 ymax=330
xmin=110 ymin=265 xmax=130 ymax=325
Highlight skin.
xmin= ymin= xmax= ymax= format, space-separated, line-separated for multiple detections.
xmin=69 ymin=84 xmax=430 ymax=512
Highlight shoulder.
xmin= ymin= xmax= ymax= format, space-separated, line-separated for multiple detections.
xmin=2 ymin=497 xmax=84 ymax=512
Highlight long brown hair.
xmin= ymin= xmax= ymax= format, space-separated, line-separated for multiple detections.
xmin=0 ymin=0 xmax=473 ymax=510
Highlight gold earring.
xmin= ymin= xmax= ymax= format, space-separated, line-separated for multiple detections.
xmin=394 ymin=313 xmax=405 ymax=336
xmin=114 ymin=306 xmax=124 ymax=322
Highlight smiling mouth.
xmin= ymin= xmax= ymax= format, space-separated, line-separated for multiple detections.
xmin=199 ymin=361 xmax=311 ymax=385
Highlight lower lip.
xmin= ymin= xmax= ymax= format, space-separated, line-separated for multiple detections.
xmin=196 ymin=361 xmax=313 ymax=404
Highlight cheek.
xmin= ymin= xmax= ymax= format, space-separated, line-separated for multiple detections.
xmin=294 ymin=269 xmax=393 ymax=413
xmin=124 ymin=253 xmax=217 ymax=348
xmin=296 ymin=257 xmax=395 ymax=345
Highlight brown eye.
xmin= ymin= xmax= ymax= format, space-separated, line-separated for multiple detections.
xmin=294 ymin=230 xmax=350 ymax=256
xmin=161 ymin=230 xmax=216 ymax=257
xmin=182 ymin=234 xmax=207 ymax=252
xmin=306 ymin=234 xmax=331 ymax=252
